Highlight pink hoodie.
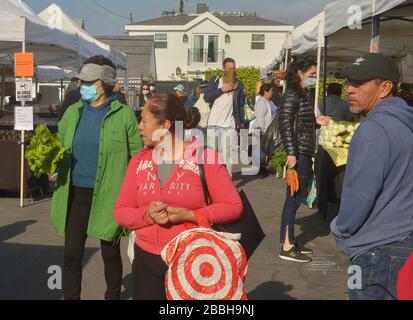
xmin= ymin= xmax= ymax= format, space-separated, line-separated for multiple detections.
xmin=114 ymin=141 xmax=243 ymax=255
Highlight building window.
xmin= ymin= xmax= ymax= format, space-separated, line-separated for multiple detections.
xmin=225 ymin=34 xmax=231 ymax=44
xmin=251 ymin=34 xmax=265 ymax=50
xmin=155 ymin=33 xmax=168 ymax=48
xmin=183 ymin=34 xmax=188 ymax=43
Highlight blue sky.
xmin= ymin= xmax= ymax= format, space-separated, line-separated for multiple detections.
xmin=25 ymin=0 xmax=332 ymax=35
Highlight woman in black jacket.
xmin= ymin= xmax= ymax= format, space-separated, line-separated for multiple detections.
xmin=278 ymin=57 xmax=331 ymax=263
xmin=134 ymin=82 xmax=152 ymax=122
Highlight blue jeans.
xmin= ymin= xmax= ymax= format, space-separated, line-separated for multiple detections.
xmin=279 ymin=154 xmax=312 ymax=244
xmin=349 ymin=233 xmax=413 ymax=300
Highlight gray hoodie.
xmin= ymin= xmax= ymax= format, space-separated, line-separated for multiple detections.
xmin=331 ymin=97 xmax=413 ymax=259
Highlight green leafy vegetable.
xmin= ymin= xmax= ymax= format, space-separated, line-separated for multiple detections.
xmin=271 ymin=151 xmax=288 ymax=176
xmin=25 ymin=124 xmax=65 ymax=177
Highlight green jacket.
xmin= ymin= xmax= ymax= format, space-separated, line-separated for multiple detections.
xmin=51 ymin=99 xmax=142 ymax=241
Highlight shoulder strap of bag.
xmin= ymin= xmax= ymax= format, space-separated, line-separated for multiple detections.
xmin=198 ymin=163 xmax=212 ymax=206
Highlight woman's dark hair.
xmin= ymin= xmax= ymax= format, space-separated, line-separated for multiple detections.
xmin=82 ymin=55 xmax=116 ymax=96
xmin=139 ymin=82 xmax=151 ymax=96
xmin=259 ymin=83 xmax=272 ymax=96
xmin=285 ymin=57 xmax=317 ymax=90
xmin=147 ymin=93 xmax=200 ymax=131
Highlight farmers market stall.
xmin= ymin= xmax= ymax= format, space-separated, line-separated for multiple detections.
xmin=315 ymin=121 xmax=360 ymax=221
xmin=0 ymin=134 xmax=49 ymax=196
xmin=314 ymin=146 xmax=346 ymax=222
xmin=0 ymin=112 xmax=58 ymax=131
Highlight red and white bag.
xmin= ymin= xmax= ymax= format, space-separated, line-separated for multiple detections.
xmin=161 ymin=228 xmax=248 ymax=300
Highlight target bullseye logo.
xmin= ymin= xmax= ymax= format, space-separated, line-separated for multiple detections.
xmin=200 ymin=262 xmax=213 ymax=278
xmin=162 ymin=229 xmax=247 ymax=300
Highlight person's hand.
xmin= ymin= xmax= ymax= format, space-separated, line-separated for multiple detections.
xmin=147 ymin=201 xmax=169 ymax=225
xmin=167 ymin=207 xmax=196 ymax=225
xmin=222 ymin=83 xmax=235 ymax=93
xmin=286 ymin=155 xmax=297 ymax=169
xmin=316 ymin=115 xmax=332 ymax=126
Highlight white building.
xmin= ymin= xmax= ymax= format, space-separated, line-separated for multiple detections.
xmin=125 ymin=4 xmax=293 ymax=80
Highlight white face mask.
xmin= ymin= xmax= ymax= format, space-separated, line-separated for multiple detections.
xmin=304 ymin=76 xmax=317 ymax=88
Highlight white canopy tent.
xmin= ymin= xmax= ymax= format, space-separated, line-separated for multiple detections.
xmin=277 ymin=0 xmax=413 ymax=113
xmin=0 ymin=0 xmax=80 ymax=66
xmin=286 ymin=0 xmax=413 ymax=72
xmin=323 ymin=0 xmax=413 ymax=74
xmin=38 ymin=4 xmax=127 ymax=69
xmin=35 ymin=66 xmax=77 ymax=81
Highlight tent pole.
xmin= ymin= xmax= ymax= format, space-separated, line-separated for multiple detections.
xmin=314 ymin=17 xmax=324 ymax=115
xmin=60 ymin=78 xmax=63 ymax=103
xmin=1 ymin=64 xmax=5 ymax=111
xmin=322 ymin=36 xmax=328 ymax=116
xmin=370 ymin=14 xmax=381 ymax=52
xmin=19 ymin=41 xmax=26 ymax=208
xmin=370 ymin=0 xmax=381 ymax=53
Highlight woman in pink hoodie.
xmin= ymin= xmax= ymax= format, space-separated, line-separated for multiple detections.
xmin=114 ymin=93 xmax=243 ymax=300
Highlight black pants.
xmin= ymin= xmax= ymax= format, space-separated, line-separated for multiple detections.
xmin=63 ymin=187 xmax=123 ymax=300
xmin=132 ymin=244 xmax=168 ymax=300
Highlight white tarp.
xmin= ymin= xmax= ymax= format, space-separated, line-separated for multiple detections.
xmin=324 ymin=0 xmax=408 ymax=37
xmin=0 ymin=0 xmax=80 ymax=65
xmin=291 ymin=12 xmax=325 ymax=54
xmin=289 ymin=0 xmax=411 ymax=56
xmin=36 ymin=66 xmax=77 ymax=81
xmin=325 ymin=0 xmax=413 ymax=74
xmin=284 ymin=0 xmax=413 ymax=75
xmin=39 ymin=3 xmax=127 ymax=69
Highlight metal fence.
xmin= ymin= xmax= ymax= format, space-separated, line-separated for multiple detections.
xmin=127 ymin=80 xmax=202 ymax=108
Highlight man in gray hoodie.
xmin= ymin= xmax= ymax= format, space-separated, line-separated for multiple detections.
xmin=331 ymin=53 xmax=413 ymax=300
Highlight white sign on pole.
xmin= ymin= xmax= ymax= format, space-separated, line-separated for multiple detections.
xmin=14 ymin=106 xmax=34 ymax=131
xmin=16 ymin=77 xmax=33 ymax=102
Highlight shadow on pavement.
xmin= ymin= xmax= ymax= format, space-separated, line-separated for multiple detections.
xmin=233 ymin=170 xmax=270 ymax=189
xmin=0 ymin=221 xmax=99 ymax=300
xmin=247 ymin=281 xmax=296 ymax=300
xmin=0 ymin=220 xmax=37 ymax=243
xmin=295 ymin=211 xmax=331 ymax=245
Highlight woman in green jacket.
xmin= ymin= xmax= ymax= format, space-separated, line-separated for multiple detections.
xmin=51 ymin=55 xmax=142 ymax=300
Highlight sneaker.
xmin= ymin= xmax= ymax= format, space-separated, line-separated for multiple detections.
xmin=279 ymin=246 xmax=312 ymax=263
xmin=295 ymin=242 xmax=313 ymax=255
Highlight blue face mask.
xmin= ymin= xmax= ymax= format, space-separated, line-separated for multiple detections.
xmin=303 ymin=76 xmax=317 ymax=88
xmin=80 ymin=84 xmax=99 ymax=103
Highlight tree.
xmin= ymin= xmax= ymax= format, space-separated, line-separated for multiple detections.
xmin=179 ymin=0 xmax=188 ymax=15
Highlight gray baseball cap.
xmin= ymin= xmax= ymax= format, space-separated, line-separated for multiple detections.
xmin=75 ymin=63 xmax=117 ymax=86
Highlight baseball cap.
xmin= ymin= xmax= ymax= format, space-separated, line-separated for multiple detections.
xmin=339 ymin=53 xmax=400 ymax=82
xmin=75 ymin=63 xmax=117 ymax=86
xmin=174 ymin=84 xmax=186 ymax=92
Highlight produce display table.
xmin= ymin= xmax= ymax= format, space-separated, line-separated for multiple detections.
xmin=314 ymin=146 xmax=346 ymax=222
xmin=0 ymin=113 xmax=58 ymax=132
xmin=0 ymin=139 xmax=49 ymax=196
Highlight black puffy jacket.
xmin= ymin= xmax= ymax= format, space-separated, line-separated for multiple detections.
xmin=279 ymin=88 xmax=316 ymax=157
